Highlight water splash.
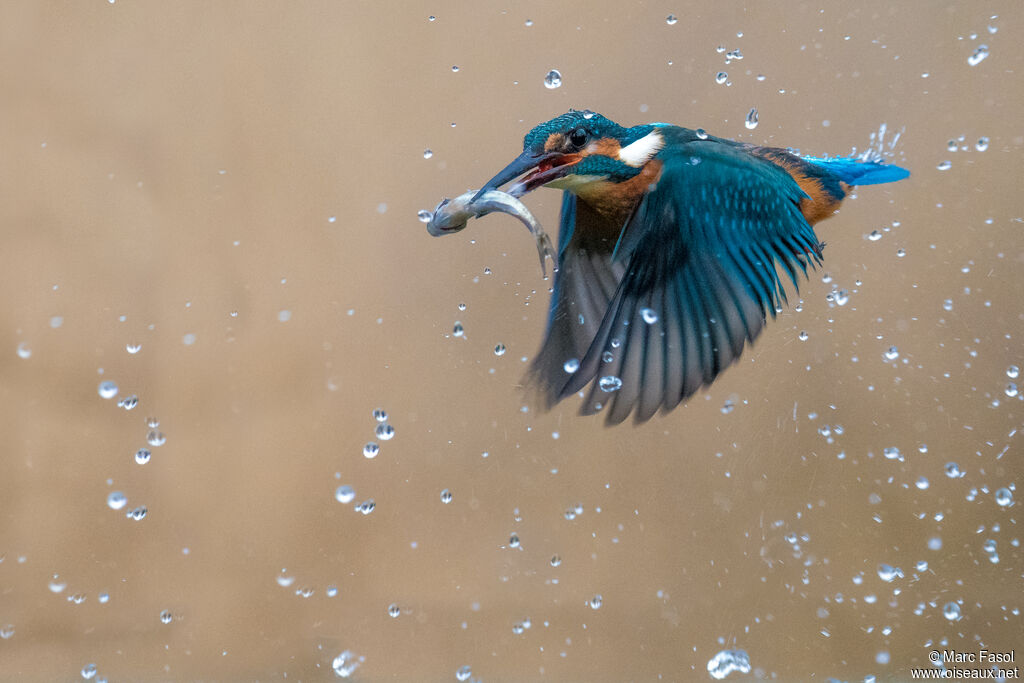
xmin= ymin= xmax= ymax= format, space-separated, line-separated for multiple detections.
xmin=707 ymin=649 xmax=751 ymax=679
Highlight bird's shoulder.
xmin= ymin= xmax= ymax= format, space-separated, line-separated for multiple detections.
xmin=640 ymin=129 xmax=804 ymax=202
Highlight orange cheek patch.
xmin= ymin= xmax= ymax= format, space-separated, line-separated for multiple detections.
xmin=544 ymin=133 xmax=565 ymax=152
xmin=587 ymin=138 xmax=622 ymax=158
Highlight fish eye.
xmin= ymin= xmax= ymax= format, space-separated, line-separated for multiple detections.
xmin=569 ymin=127 xmax=588 ymax=148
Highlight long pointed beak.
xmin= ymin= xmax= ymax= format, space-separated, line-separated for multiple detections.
xmin=472 ymin=151 xmax=559 ymax=202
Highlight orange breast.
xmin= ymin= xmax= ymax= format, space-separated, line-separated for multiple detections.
xmin=576 ymin=159 xmax=664 ymax=229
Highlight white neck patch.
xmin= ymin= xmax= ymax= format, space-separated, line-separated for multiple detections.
xmin=617 ymin=130 xmax=664 ymax=167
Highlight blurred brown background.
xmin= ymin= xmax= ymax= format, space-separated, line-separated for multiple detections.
xmin=1 ymin=1 xmax=1020 ymax=681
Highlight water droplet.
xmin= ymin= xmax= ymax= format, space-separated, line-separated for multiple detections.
xmin=508 ymin=533 xmax=520 ymax=548
xmin=81 ymin=663 xmax=97 ymax=680
xmin=550 ymin=554 xmax=562 ymax=567
xmin=134 ymin=448 xmax=151 ymax=465
xmin=937 ymin=160 xmax=952 ymax=171
xmin=0 ymin=625 xmax=13 ymax=639
xmin=563 ymin=358 xmax=580 ymax=373
xmin=388 ymin=603 xmax=400 ymax=618
xmin=641 ymin=308 xmax=659 ymax=324
xmin=707 ymin=649 xmax=751 ymax=680
xmin=422 ymin=149 xmax=433 ymax=160
xmin=440 ymin=488 xmax=453 ymax=504
xmin=943 ymin=602 xmax=961 ymax=620
xmin=798 ymin=331 xmax=809 ymax=341
xmin=884 ymin=346 xmax=899 ymax=361
xmin=715 ymin=72 xmax=728 ymax=85
xmin=362 ymin=442 xmax=379 ymax=459
xmin=450 ymin=65 xmax=459 ymax=73
xmin=588 ymin=594 xmax=603 ymax=609
xmin=943 ymin=298 xmax=954 ymax=311
xmin=1005 ymin=382 xmax=1018 ymax=398
xmin=117 ymin=395 xmax=138 ymax=410
xmin=877 ymin=564 xmax=903 ymax=582
xmin=524 ymin=19 xmax=533 ymax=27
xmin=160 ymin=609 xmax=172 ymax=624
xmin=356 ymin=499 xmax=375 ymax=515
xmin=666 ymin=14 xmax=677 ymax=25
xmin=598 ymin=376 xmax=622 ymax=392
xmin=335 ymin=485 xmax=355 ymax=504
xmin=417 ymin=209 xmax=431 ymax=222
xmin=967 ymin=44 xmax=989 ymax=66
xmin=127 ymin=506 xmax=147 ymax=521
xmin=452 ymin=321 xmax=464 ymax=337
xmin=456 ymin=664 xmax=473 ymax=681
xmin=494 ymin=343 xmax=506 ymax=356
xmin=994 ymin=488 xmax=1014 ymax=507
xmin=883 ymin=446 xmax=902 ymax=461
xmin=868 ymin=230 xmax=883 ymax=241
xmin=126 ymin=343 xmax=141 ymax=354
xmin=543 ymin=69 xmax=562 ymax=89
xmin=915 ymin=477 xmax=930 ymax=490
xmin=944 ymin=462 xmax=963 ymax=478
xmin=146 ymin=430 xmax=166 ymax=447
xmin=48 ymin=575 xmax=67 ymax=593
xmin=375 ymin=423 xmax=394 ymax=441
xmin=744 ymin=108 xmax=758 ymax=130
xmin=695 ymin=128 xmax=708 ymax=140
xmin=107 ymin=491 xmax=127 ymax=510
xmin=16 ymin=342 xmax=31 ymax=359
xmin=332 ymin=650 xmax=364 ymax=678
xmin=98 ymin=381 xmax=119 ymax=399
xmin=975 ymin=136 xmax=989 ymax=152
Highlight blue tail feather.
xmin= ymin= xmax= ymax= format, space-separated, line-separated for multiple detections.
xmin=803 ymin=156 xmax=910 ymax=186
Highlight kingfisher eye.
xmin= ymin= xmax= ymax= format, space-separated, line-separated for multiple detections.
xmin=569 ymin=127 xmax=589 ymax=148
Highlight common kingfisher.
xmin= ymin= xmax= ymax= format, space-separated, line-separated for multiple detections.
xmin=474 ymin=110 xmax=909 ymax=425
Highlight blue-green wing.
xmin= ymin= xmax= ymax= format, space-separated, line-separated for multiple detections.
xmin=526 ymin=193 xmax=626 ymax=410
xmin=556 ymin=142 xmax=823 ymax=424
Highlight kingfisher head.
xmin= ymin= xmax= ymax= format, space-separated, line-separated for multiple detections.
xmin=474 ymin=110 xmax=664 ymax=201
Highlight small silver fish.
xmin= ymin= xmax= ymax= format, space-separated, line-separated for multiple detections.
xmin=426 ymin=189 xmax=555 ymax=277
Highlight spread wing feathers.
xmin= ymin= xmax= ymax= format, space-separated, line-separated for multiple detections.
xmin=557 ymin=143 xmax=824 ymax=424
xmin=526 ymin=193 xmax=626 ymax=409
